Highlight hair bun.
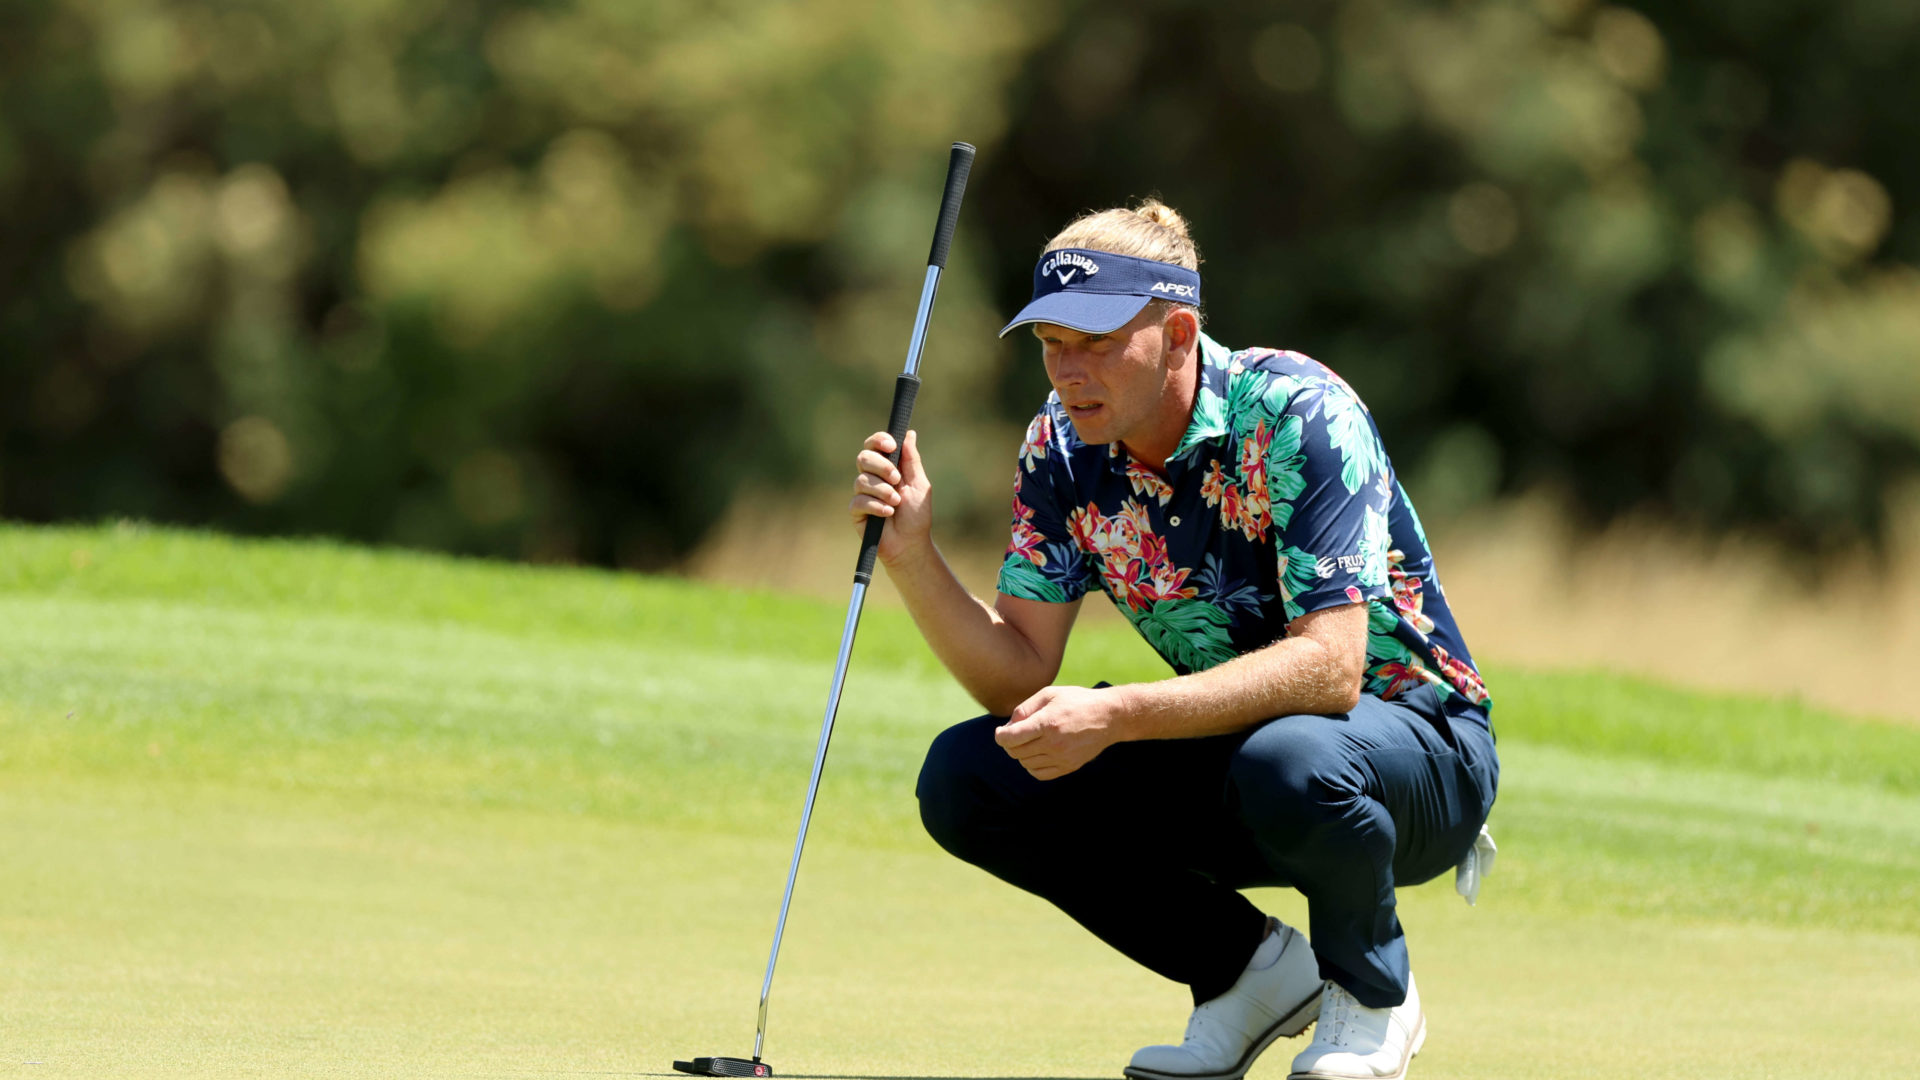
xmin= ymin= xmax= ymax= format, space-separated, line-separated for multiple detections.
xmin=1133 ymin=199 xmax=1191 ymax=240
xmin=1042 ymin=198 xmax=1202 ymax=272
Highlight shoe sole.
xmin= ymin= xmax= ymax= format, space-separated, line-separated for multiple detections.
xmin=1122 ymin=986 xmax=1323 ymax=1080
xmin=1285 ymin=1012 xmax=1426 ymax=1080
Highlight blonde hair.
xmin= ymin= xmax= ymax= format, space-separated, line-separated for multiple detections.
xmin=1045 ymin=198 xmax=1202 ymax=323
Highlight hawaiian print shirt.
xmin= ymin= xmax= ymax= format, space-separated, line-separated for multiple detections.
xmin=997 ymin=333 xmax=1492 ymax=722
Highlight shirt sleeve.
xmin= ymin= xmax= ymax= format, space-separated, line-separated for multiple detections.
xmin=995 ymin=409 xmax=1098 ymax=604
xmin=1266 ymin=378 xmax=1395 ymax=621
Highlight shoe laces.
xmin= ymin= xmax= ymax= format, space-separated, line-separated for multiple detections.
xmin=1183 ymin=993 xmax=1254 ymax=1051
xmin=1317 ymin=982 xmax=1358 ymax=1048
xmin=1181 ymin=1000 xmax=1219 ymax=1046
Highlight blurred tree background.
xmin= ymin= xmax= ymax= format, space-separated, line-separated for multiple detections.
xmin=2 ymin=0 xmax=1916 ymax=569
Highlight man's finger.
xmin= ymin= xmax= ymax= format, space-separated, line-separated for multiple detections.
xmin=855 ymin=472 xmax=901 ymax=504
xmin=999 ymin=735 xmax=1049 ymax=761
xmin=849 ymin=494 xmax=894 ymax=523
xmin=1004 ymin=743 xmax=1044 ymax=764
xmin=855 ymin=449 xmax=902 ymax=486
xmin=993 ymin=718 xmax=1042 ymax=748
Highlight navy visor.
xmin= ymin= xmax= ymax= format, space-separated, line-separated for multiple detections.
xmin=998 ymin=248 xmax=1203 ymax=338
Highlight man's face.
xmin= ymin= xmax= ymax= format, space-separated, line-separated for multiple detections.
xmin=1031 ymin=305 xmax=1175 ymax=447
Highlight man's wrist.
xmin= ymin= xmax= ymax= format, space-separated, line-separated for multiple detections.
xmin=1106 ymin=681 xmax=1154 ymax=743
xmin=879 ymin=534 xmax=939 ymax=575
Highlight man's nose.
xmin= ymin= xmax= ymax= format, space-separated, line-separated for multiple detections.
xmin=1049 ymin=349 xmax=1088 ymax=386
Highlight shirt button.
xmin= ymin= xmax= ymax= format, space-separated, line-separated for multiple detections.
xmin=1169 ymin=515 xmax=1182 ymax=526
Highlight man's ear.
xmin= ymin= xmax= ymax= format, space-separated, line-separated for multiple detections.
xmin=1164 ymin=306 xmax=1200 ymax=356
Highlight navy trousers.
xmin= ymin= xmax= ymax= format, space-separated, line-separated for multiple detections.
xmin=915 ymin=685 xmax=1498 ymax=1008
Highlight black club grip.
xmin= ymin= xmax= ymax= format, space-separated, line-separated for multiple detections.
xmin=925 ymin=143 xmax=975 ymax=269
xmin=854 ymin=373 xmax=922 ymax=585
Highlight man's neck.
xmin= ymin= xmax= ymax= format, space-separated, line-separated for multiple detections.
xmin=1120 ymin=360 xmax=1201 ymax=476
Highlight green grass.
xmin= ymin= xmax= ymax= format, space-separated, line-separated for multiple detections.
xmin=3 ymin=521 xmax=1918 ymax=1078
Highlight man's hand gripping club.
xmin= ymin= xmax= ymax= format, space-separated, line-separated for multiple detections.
xmin=848 ymin=429 xmax=1094 ymax=773
xmin=848 ymin=429 xmax=933 ymax=566
xmin=851 ymin=431 xmax=1122 ymax=783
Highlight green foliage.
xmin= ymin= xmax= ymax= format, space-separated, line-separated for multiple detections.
xmin=981 ymin=0 xmax=1920 ymax=550
xmin=1 ymin=0 xmax=1918 ymax=564
xmin=0 ymin=0 xmax=1045 ymax=565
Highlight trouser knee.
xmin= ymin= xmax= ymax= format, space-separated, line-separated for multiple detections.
xmin=915 ymin=714 xmax=1007 ymax=863
xmin=1228 ymin=719 xmax=1360 ymax=848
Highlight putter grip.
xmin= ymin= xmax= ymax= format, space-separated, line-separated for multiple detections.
xmin=854 ymin=373 xmax=922 ymax=585
xmin=926 ymin=142 xmax=976 ymax=269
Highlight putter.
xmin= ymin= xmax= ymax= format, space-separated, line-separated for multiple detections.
xmin=674 ymin=141 xmax=975 ymax=1080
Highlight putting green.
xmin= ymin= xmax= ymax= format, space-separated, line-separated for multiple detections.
xmin=3 ymin=524 xmax=1917 ymax=1078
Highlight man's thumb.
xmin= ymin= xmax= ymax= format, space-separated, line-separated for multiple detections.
xmin=899 ymin=429 xmax=926 ymax=485
xmin=1008 ymin=686 xmax=1053 ymax=724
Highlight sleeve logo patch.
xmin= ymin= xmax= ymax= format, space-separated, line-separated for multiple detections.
xmin=1315 ymin=554 xmax=1370 ymax=578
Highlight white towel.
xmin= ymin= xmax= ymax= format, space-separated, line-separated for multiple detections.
xmin=1454 ymin=825 xmax=1497 ymax=906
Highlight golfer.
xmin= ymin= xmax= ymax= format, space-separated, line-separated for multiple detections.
xmin=849 ymin=200 xmax=1498 ymax=1080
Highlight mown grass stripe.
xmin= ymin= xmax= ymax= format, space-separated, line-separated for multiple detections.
xmin=6 ymin=522 xmax=1916 ymax=793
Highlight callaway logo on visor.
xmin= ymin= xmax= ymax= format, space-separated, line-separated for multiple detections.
xmin=1041 ymin=250 xmax=1101 ymax=285
xmin=999 ymin=248 xmax=1204 ymax=337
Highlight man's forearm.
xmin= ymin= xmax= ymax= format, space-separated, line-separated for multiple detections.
xmin=1111 ymin=632 xmax=1363 ymax=741
xmin=883 ymin=542 xmax=1057 ymax=714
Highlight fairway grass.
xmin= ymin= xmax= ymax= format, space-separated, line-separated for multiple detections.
xmin=4 ymin=523 xmax=1919 ymax=1079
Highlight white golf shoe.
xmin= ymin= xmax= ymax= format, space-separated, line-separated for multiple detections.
xmin=1287 ymin=972 xmax=1425 ymax=1080
xmin=1124 ymin=918 xmax=1322 ymax=1080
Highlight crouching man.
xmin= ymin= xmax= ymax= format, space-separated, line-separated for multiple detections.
xmin=849 ymin=199 xmax=1498 ymax=1080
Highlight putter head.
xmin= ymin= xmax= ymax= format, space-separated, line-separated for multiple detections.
xmin=673 ymin=1057 xmax=772 ymax=1078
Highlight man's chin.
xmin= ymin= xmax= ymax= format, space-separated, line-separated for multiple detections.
xmin=1063 ymin=415 xmax=1114 ymax=445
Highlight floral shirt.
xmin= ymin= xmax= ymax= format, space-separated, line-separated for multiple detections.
xmin=997 ymin=333 xmax=1492 ymax=723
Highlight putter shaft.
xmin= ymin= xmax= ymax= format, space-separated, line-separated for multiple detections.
xmin=748 ymin=141 xmax=971 ymax=1065
xmin=755 ymin=579 xmax=869 ymax=1061
xmin=755 ymin=263 xmax=946 ymax=1061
